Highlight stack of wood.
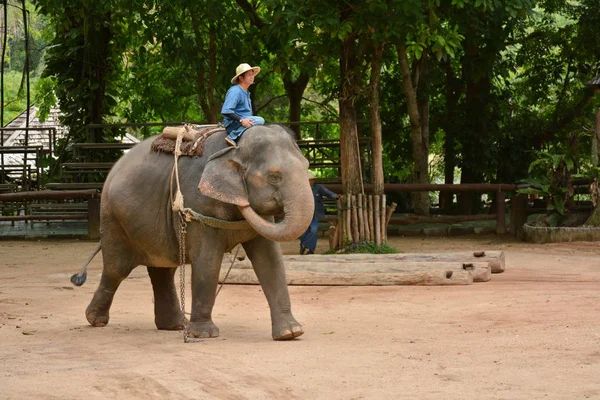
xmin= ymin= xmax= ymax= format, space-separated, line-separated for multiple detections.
xmin=220 ymin=250 xmax=505 ymax=286
xmin=331 ymin=194 xmax=397 ymax=249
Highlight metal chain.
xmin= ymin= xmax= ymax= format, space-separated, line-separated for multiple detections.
xmin=178 ymin=211 xmax=239 ymax=343
xmin=178 ymin=212 xmax=203 ymax=343
xmin=178 ymin=212 xmax=189 ymax=343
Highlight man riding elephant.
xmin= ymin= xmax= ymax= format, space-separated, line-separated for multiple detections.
xmin=221 ymin=63 xmax=265 ymax=147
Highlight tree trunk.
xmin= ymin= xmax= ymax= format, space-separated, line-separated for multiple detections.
xmin=396 ymin=43 xmax=429 ymax=215
xmin=190 ymin=12 xmax=218 ymax=123
xmin=417 ymin=54 xmax=430 ymax=214
xmin=585 ymin=179 xmax=600 ymax=226
xmin=85 ymin=8 xmax=112 ymax=143
xmin=369 ymin=43 xmax=385 ymax=195
xmin=441 ymin=60 xmax=461 ymax=213
xmin=0 ymin=0 xmax=5 ymax=129
xmin=283 ymin=70 xmax=310 ymax=139
xmin=458 ymin=35 xmax=490 ymax=214
xmin=593 ymin=109 xmax=600 ymax=167
xmin=339 ymin=34 xmax=362 ymax=195
xmin=207 ymin=24 xmax=217 ymax=122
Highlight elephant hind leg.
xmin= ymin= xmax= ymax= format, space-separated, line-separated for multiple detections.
xmin=86 ymin=261 xmax=135 ymax=327
xmin=147 ymin=266 xmax=185 ymax=330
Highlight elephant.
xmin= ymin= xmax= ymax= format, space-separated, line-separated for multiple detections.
xmin=71 ymin=124 xmax=314 ymax=340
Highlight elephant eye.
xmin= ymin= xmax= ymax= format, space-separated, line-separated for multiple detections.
xmin=267 ymin=172 xmax=283 ymax=185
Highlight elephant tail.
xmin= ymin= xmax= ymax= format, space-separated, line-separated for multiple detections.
xmin=70 ymin=242 xmax=102 ymax=286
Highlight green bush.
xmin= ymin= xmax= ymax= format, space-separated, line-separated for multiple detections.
xmin=324 ymin=241 xmax=401 ymax=254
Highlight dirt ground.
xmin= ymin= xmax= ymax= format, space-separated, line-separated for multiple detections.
xmin=1 ymin=234 xmax=599 ymax=400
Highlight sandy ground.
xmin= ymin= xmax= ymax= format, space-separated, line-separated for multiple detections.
xmin=1 ymin=234 xmax=599 ymax=400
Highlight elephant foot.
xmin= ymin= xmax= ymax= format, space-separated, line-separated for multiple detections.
xmin=155 ymin=314 xmax=186 ymax=331
xmin=187 ymin=320 xmax=220 ymax=338
xmin=86 ymin=303 xmax=109 ymax=327
xmin=272 ymin=314 xmax=304 ymax=340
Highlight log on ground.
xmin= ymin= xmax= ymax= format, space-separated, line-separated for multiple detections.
xmin=274 ymin=251 xmax=505 ymax=274
xmin=223 ymin=258 xmax=491 ymax=282
xmin=219 ymin=268 xmax=473 ymax=286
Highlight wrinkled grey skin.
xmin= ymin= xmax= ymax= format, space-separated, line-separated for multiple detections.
xmin=84 ymin=125 xmax=313 ymax=340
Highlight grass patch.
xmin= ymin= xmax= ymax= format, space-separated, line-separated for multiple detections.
xmin=323 ymin=241 xmax=401 ymax=254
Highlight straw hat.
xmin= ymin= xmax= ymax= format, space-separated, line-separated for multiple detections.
xmin=231 ymin=63 xmax=261 ymax=84
xmin=307 ymin=170 xmax=316 ymax=180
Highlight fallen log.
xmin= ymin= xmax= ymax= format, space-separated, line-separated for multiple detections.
xmin=221 ymin=259 xmax=491 ymax=283
xmin=224 ymin=250 xmax=504 ymax=275
xmin=219 ymin=268 xmax=473 ymax=286
xmin=278 ymin=251 xmax=505 ymax=273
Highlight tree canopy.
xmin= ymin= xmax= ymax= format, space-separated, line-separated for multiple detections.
xmin=2 ymin=0 xmax=599 ymax=212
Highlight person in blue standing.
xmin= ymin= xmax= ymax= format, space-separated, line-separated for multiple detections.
xmin=221 ymin=63 xmax=265 ymax=147
xmin=300 ymin=171 xmax=339 ymax=255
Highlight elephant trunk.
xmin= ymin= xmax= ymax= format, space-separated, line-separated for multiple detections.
xmin=238 ymin=185 xmax=314 ymax=242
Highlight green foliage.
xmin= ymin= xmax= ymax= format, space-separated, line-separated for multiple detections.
xmin=4 ymin=0 xmax=598 ymax=201
xmin=2 ymin=71 xmax=39 ymax=123
xmin=324 ymin=241 xmax=401 ymax=254
xmin=405 ymin=21 xmax=464 ymax=62
xmin=517 ymin=147 xmax=578 ymax=215
xmin=31 ymin=0 xmax=128 ymax=164
xmin=33 ymin=76 xmax=55 ymax=122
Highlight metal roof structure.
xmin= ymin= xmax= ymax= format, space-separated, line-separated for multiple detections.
xmin=2 ymin=105 xmax=65 ymax=147
xmin=587 ymin=75 xmax=600 ymax=88
xmin=0 ymin=106 xmax=139 ymax=181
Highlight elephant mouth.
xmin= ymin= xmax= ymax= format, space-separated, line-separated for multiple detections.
xmin=238 ymin=192 xmax=313 ymax=242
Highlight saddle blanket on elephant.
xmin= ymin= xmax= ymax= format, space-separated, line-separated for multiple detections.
xmin=151 ymin=126 xmax=225 ymax=157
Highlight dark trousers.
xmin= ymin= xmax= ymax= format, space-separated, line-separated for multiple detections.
xmin=300 ymin=216 xmax=320 ymax=254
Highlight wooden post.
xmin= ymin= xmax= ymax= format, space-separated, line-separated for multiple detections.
xmin=335 ymin=197 xmax=343 ymax=249
xmin=340 ymin=196 xmax=346 ymax=248
xmin=87 ymin=197 xmax=101 ymax=240
xmin=496 ymin=190 xmax=506 ymax=234
xmin=381 ymin=194 xmax=387 ymax=243
xmin=346 ymin=194 xmax=352 ymax=242
xmin=510 ymin=194 xmax=527 ymax=238
xmin=594 ymin=109 xmax=600 ymax=167
xmin=358 ymin=194 xmax=365 ymax=241
xmin=386 ymin=202 xmax=398 ymax=225
xmin=328 ymin=224 xmax=336 ymax=250
xmin=363 ymin=195 xmax=370 ymax=242
xmin=368 ymin=195 xmax=374 ymax=243
xmin=374 ymin=194 xmax=381 ymax=246
xmin=339 ymin=195 xmax=346 ymax=247
xmin=351 ymin=195 xmax=359 ymax=243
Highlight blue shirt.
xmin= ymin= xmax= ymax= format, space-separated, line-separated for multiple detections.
xmin=221 ymin=85 xmax=253 ymax=127
xmin=312 ymin=184 xmax=338 ymax=221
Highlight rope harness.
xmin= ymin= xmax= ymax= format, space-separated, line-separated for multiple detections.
xmin=171 ymin=125 xmax=248 ymax=343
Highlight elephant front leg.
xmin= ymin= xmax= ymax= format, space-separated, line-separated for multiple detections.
xmin=187 ymin=235 xmax=224 ymax=338
xmin=242 ymin=236 xmax=304 ymax=340
xmin=147 ymin=266 xmax=185 ymax=330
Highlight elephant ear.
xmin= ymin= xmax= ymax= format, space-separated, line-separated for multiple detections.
xmin=198 ymin=148 xmax=249 ymax=207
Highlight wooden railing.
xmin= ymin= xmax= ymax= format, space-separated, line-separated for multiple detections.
xmin=322 ymin=183 xmax=527 ymax=236
xmin=0 ymin=145 xmax=45 ymax=190
xmin=0 ymin=189 xmax=101 ymax=239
